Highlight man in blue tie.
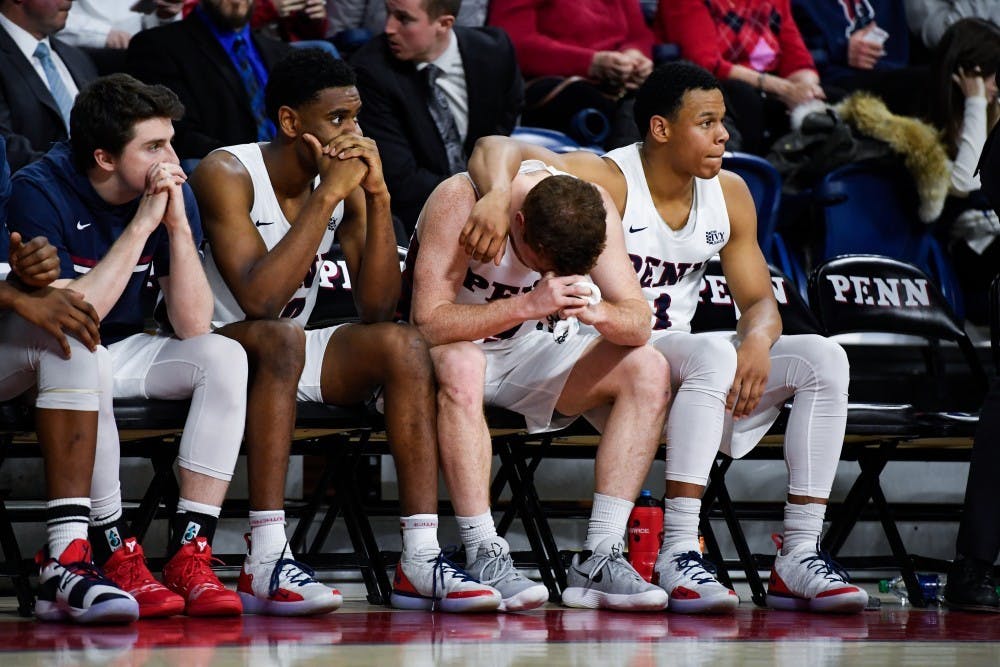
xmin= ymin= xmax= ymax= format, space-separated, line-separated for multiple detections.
xmin=127 ymin=0 xmax=291 ymax=163
xmin=0 ymin=0 xmax=98 ymax=171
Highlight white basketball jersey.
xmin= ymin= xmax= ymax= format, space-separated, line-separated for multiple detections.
xmin=449 ymin=160 xmax=566 ymax=343
xmin=603 ymin=144 xmax=730 ymax=333
xmin=203 ymin=143 xmax=344 ymax=328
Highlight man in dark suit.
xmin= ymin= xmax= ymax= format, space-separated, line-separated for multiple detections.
xmin=0 ymin=0 xmax=97 ymax=172
xmin=126 ymin=0 xmax=291 ymax=162
xmin=351 ymin=0 xmax=522 ymax=236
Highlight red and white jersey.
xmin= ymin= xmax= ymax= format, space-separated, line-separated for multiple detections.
xmin=603 ymin=143 xmax=730 ymax=332
xmin=203 ymin=143 xmax=344 ymax=328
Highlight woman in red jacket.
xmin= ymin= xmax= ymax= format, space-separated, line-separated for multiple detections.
xmin=657 ymin=0 xmax=829 ymax=154
xmin=490 ymin=0 xmax=655 ymax=147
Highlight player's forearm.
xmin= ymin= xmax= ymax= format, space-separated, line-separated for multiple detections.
xmin=735 ymin=300 xmax=782 ymax=347
xmin=163 ymin=227 xmax=212 ymax=338
xmin=60 ymin=223 xmax=154 ymax=318
xmin=468 ymin=136 xmax=524 ymax=197
xmin=239 ymin=189 xmax=342 ymax=318
xmin=591 ymin=298 xmax=652 ymax=346
xmin=414 ymin=298 xmax=533 ymax=347
xmin=352 ymin=191 xmax=401 ymax=323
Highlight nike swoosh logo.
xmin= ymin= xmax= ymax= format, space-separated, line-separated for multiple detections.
xmin=572 ymin=566 xmax=603 ymax=583
xmin=628 ymin=225 xmax=647 ymax=233
xmin=76 ymin=221 xmax=91 ymax=230
xmin=254 ymin=221 xmax=275 ymax=227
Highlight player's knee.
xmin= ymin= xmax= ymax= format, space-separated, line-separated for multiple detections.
xmin=432 ymin=342 xmax=486 ymax=411
xmin=621 ymin=346 xmax=671 ymax=409
xmin=246 ymin=319 xmax=306 ymax=380
xmin=380 ymin=323 xmax=433 ymax=375
xmin=190 ymin=333 xmax=250 ymax=389
xmin=809 ymin=336 xmax=850 ymax=394
xmin=685 ymin=336 xmax=738 ymax=391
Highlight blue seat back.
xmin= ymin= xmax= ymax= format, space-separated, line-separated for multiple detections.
xmin=815 ymin=162 xmax=964 ymax=316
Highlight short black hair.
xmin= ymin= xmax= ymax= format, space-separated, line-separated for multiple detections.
xmin=425 ymin=0 xmax=461 ymax=18
xmin=522 ymin=175 xmax=607 ymax=276
xmin=634 ymin=61 xmax=720 ymax=136
xmin=70 ymin=73 xmax=184 ymax=172
xmin=265 ymin=49 xmax=357 ymax=123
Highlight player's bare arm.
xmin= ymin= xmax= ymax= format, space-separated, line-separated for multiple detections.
xmin=191 ymin=137 xmax=365 ymax=319
xmin=51 ymin=161 xmax=182 ymax=318
xmin=566 ymin=188 xmax=651 ymax=347
xmin=463 ymin=136 xmax=626 ymax=263
xmin=717 ymin=170 xmax=782 ymax=418
xmin=411 ymin=176 xmax=593 ymax=346
xmin=157 ymin=179 xmax=213 ymax=338
xmin=326 ymin=133 xmax=399 ymax=323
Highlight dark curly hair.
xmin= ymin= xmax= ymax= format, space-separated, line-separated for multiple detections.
xmin=634 ymin=61 xmax=720 ymax=137
xmin=265 ymin=48 xmax=357 ymax=124
xmin=521 ymin=175 xmax=607 ymax=276
xmin=70 ymin=73 xmax=184 ymax=172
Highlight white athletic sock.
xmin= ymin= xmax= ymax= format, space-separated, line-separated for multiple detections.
xmin=782 ymin=502 xmax=826 ymax=555
xmin=660 ymin=496 xmax=702 ymax=556
xmin=585 ymin=493 xmax=633 ymax=553
xmin=249 ymin=509 xmax=287 ymax=559
xmin=89 ymin=485 xmax=122 ymax=527
xmin=456 ymin=511 xmax=497 ymax=566
xmin=46 ymin=497 xmax=91 ymax=560
xmin=400 ymin=514 xmax=440 ymax=559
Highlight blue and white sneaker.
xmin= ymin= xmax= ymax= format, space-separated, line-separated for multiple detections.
xmin=766 ymin=536 xmax=867 ymax=613
xmin=562 ymin=537 xmax=668 ymax=611
xmin=391 ymin=548 xmax=501 ymax=612
xmin=238 ymin=537 xmax=342 ymax=616
xmin=35 ymin=539 xmax=139 ymax=624
xmin=653 ymin=549 xmax=739 ymax=614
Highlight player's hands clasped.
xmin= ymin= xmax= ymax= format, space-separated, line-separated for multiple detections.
xmin=526 ymin=273 xmax=600 ymax=321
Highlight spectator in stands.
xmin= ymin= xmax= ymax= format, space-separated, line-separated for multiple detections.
xmin=409 ymin=154 xmax=671 ymax=612
xmin=329 ymin=0 xmax=488 ymax=36
xmin=905 ymin=0 xmax=1000 ymax=50
xmin=7 ymin=74 xmax=249 ymax=619
xmin=0 ymin=0 xmax=97 ymax=171
xmin=794 ymin=0 xmax=927 ymax=116
xmin=126 ymin=0 xmax=291 ymax=162
xmin=59 ymin=1 xmax=183 ymax=74
xmin=489 ymin=0 xmax=653 ymax=148
xmin=656 ymin=0 xmax=828 ymax=155
xmin=944 ymin=109 xmax=1000 ymax=613
xmin=351 ymin=0 xmax=522 ymax=237
xmin=191 ymin=49 xmax=503 ymax=613
xmin=252 ymin=0 xmax=328 ymax=43
xmin=464 ymin=61 xmax=869 ymax=614
xmin=929 ymin=18 xmax=1000 ymax=323
xmin=0 ymin=136 xmax=136 ymax=625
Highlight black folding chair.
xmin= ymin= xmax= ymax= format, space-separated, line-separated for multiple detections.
xmin=809 ymin=255 xmax=988 ymax=606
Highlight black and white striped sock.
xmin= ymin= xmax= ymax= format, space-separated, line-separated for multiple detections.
xmin=46 ymin=498 xmax=91 ymax=560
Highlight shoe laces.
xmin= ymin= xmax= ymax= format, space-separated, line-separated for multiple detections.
xmin=671 ymin=551 xmax=720 ymax=585
xmin=174 ymin=547 xmax=226 ymax=589
xmin=798 ymin=549 xmax=851 ymax=584
xmin=109 ymin=549 xmax=157 ymax=588
xmin=477 ymin=550 xmax=517 ymax=587
xmin=61 ymin=558 xmax=111 ymax=585
xmin=581 ymin=549 xmax=642 ymax=584
xmin=268 ymin=558 xmax=319 ymax=597
xmin=429 ymin=548 xmax=479 ymax=611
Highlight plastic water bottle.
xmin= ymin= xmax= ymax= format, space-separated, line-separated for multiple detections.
xmin=627 ymin=490 xmax=663 ymax=582
xmin=878 ymin=574 xmax=945 ymax=605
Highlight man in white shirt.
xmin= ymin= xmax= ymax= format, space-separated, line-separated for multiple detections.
xmin=0 ymin=0 xmax=97 ymax=170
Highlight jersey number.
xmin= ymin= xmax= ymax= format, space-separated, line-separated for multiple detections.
xmin=653 ymin=293 xmax=672 ymax=330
